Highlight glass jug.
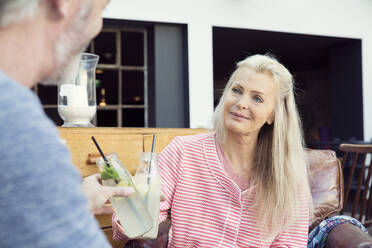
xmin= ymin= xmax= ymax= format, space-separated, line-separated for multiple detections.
xmin=58 ymin=53 xmax=99 ymax=127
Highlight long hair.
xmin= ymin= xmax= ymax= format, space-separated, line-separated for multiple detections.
xmin=213 ymin=54 xmax=311 ymax=237
xmin=0 ymin=0 xmax=40 ymax=27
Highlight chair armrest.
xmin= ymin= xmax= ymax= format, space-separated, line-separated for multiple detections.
xmin=326 ymin=223 xmax=372 ymax=248
xmin=123 ymin=219 xmax=171 ymax=248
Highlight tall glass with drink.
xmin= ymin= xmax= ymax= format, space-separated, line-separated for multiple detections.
xmin=96 ymin=153 xmax=153 ymax=238
xmin=134 ymin=152 xmax=162 ymax=239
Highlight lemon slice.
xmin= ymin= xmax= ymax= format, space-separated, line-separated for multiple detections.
xmin=117 ymin=181 xmax=129 ymax=187
xmin=136 ymin=183 xmax=149 ymax=196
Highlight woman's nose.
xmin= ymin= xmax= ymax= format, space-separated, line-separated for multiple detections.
xmin=236 ymin=96 xmax=249 ymax=110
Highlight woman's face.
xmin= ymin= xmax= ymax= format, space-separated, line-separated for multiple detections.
xmin=223 ymin=67 xmax=278 ymax=137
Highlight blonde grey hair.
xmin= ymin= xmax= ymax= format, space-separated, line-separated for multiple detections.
xmin=0 ymin=0 xmax=41 ymax=27
xmin=213 ymin=54 xmax=312 ymax=237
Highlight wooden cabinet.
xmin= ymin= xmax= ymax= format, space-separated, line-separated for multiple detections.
xmin=58 ymin=127 xmax=207 ymax=246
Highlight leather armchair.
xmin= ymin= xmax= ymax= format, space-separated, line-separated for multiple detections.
xmin=124 ymin=149 xmax=372 ymax=248
xmin=307 ymin=149 xmax=372 ymax=247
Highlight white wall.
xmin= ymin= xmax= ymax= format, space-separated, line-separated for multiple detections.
xmin=104 ymin=0 xmax=372 ymax=140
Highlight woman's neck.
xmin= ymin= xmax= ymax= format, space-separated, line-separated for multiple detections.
xmin=220 ymin=130 xmax=259 ymax=176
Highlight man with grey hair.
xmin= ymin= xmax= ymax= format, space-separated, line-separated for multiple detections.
xmin=0 ymin=0 xmax=134 ymax=247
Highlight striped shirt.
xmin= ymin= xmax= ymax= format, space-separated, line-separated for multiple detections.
xmin=113 ymin=132 xmax=310 ymax=247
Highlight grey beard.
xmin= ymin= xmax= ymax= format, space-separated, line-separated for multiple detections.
xmin=39 ymin=53 xmax=80 ymax=86
xmin=39 ymin=2 xmax=91 ymax=86
xmin=38 ymin=45 xmax=87 ymax=86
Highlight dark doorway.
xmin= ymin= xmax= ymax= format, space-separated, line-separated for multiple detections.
xmin=213 ymin=27 xmax=363 ymax=146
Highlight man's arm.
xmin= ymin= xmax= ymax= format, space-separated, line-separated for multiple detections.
xmin=0 ymin=81 xmax=111 ymax=247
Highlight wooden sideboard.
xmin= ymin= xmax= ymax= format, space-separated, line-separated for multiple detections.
xmin=58 ymin=127 xmax=208 ymax=247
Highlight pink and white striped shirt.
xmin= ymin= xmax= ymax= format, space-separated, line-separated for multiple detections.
xmin=113 ymin=132 xmax=310 ymax=247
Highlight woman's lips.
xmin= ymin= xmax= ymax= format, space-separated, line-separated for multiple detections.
xmin=230 ymin=112 xmax=249 ymax=120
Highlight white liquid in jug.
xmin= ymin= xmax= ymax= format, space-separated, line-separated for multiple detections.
xmin=58 ymin=105 xmax=96 ymax=125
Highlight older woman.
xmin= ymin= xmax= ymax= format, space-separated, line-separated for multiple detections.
xmin=113 ymin=54 xmax=312 ymax=247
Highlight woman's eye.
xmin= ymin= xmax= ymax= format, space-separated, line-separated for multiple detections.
xmin=232 ymin=87 xmax=241 ymax=94
xmin=254 ymin=96 xmax=263 ymax=103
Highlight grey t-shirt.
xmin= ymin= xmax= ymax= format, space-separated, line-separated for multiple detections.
xmin=0 ymin=72 xmax=110 ymax=247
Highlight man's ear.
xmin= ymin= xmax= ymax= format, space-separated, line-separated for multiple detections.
xmin=48 ymin=0 xmax=71 ymax=18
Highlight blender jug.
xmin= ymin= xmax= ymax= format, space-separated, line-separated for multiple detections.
xmin=58 ymin=53 xmax=99 ymax=127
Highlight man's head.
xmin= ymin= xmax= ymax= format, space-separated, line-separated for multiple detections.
xmin=0 ymin=0 xmax=40 ymax=28
xmin=0 ymin=0 xmax=110 ymax=86
xmin=45 ymin=0 xmax=111 ymax=85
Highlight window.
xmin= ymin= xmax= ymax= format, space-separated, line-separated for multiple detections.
xmin=34 ymin=25 xmax=149 ymax=127
xmin=35 ymin=20 xmax=189 ymax=128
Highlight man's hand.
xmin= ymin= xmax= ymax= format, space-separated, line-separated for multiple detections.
xmin=82 ymin=174 xmax=134 ymax=215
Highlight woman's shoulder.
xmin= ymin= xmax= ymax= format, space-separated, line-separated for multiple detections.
xmin=162 ymin=132 xmax=215 ymax=155
xmin=172 ymin=131 xmax=215 ymax=146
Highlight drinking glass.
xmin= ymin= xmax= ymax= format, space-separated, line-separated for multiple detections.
xmin=96 ymin=153 xmax=153 ymax=238
xmin=134 ymin=152 xmax=161 ymax=239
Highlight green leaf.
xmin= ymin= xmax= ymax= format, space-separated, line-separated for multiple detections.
xmin=101 ymin=163 xmax=121 ymax=182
